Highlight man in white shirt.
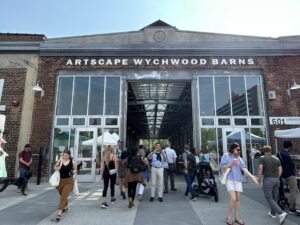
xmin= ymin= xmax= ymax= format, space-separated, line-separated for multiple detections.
xmin=163 ymin=143 xmax=177 ymax=194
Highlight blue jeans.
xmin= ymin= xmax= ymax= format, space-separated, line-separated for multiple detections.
xmin=184 ymin=171 xmax=196 ymax=198
xmin=18 ymin=168 xmax=29 ymax=190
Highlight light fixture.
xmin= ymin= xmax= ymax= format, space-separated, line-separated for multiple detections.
xmin=290 ymin=79 xmax=300 ymax=90
xmin=32 ymin=81 xmax=45 ymax=98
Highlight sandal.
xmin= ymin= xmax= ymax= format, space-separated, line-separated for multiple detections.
xmin=56 ymin=215 xmax=61 ymax=222
xmin=226 ymin=217 xmax=233 ymax=225
xmin=235 ymin=219 xmax=245 ymax=225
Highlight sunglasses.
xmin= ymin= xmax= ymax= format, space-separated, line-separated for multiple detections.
xmin=236 ymin=148 xmax=241 ymax=151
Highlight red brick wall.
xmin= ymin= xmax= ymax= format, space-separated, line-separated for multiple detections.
xmin=31 ymin=56 xmax=300 ymax=175
xmin=0 ymin=68 xmax=26 ymax=176
xmin=261 ymin=56 xmax=300 ymax=155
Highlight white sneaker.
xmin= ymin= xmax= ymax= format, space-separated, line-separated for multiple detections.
xmin=278 ymin=212 xmax=287 ymax=225
xmin=268 ymin=212 xmax=276 ymax=219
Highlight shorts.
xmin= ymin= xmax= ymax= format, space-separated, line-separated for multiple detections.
xmin=226 ymin=179 xmax=243 ymax=192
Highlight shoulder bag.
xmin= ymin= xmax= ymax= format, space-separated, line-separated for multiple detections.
xmin=219 ymin=168 xmax=231 ymax=184
xmin=49 ymin=160 xmax=62 ymax=187
xmin=219 ymin=153 xmax=230 ymax=185
xmin=73 ymin=176 xmax=79 ymax=195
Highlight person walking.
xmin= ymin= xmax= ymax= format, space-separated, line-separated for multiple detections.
xmin=191 ymin=148 xmax=202 ymax=185
xmin=182 ymin=144 xmax=197 ymax=201
xmin=117 ymin=150 xmax=128 ymax=199
xmin=17 ymin=144 xmax=32 ymax=195
xmin=257 ymin=145 xmax=288 ymax=225
xmin=100 ymin=145 xmax=118 ymax=209
xmin=148 ymin=143 xmax=167 ymax=202
xmin=277 ymin=141 xmax=300 ymax=215
xmin=199 ymin=146 xmax=211 ymax=163
xmin=137 ymin=145 xmax=149 ymax=201
xmin=53 ymin=149 xmax=76 ymax=222
xmin=220 ymin=142 xmax=259 ymax=225
xmin=127 ymin=147 xmax=144 ymax=208
xmin=163 ymin=143 xmax=177 ymax=194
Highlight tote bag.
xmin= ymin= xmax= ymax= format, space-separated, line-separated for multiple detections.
xmin=73 ymin=178 xmax=79 ymax=195
xmin=219 ymin=168 xmax=230 ymax=185
xmin=49 ymin=160 xmax=62 ymax=187
xmin=49 ymin=171 xmax=60 ymax=187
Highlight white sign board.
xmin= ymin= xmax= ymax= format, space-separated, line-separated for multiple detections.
xmin=0 ymin=114 xmax=5 ymax=131
xmin=269 ymin=117 xmax=300 ymax=125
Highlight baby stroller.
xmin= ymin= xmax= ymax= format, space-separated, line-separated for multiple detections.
xmin=192 ymin=162 xmax=219 ymax=202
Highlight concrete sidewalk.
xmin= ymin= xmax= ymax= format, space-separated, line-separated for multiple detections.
xmin=0 ymin=182 xmax=53 ymax=211
xmin=0 ymin=178 xmax=299 ymax=225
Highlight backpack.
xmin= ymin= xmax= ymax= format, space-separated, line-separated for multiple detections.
xmin=129 ymin=156 xmax=147 ymax=173
xmin=187 ymin=153 xmax=196 ymax=171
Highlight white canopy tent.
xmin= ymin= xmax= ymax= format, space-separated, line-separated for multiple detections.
xmin=208 ymin=131 xmax=265 ymax=146
xmin=274 ymin=127 xmax=300 ymax=152
xmin=111 ymin=132 xmax=119 ymax=142
xmin=82 ymin=131 xmax=118 ymax=146
xmin=274 ymin=127 xmax=300 ymax=138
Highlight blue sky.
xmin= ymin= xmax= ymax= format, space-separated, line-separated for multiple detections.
xmin=1 ymin=0 xmax=300 ymax=38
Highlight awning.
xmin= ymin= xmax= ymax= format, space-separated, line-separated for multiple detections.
xmin=274 ymin=127 xmax=300 ymax=138
xmin=82 ymin=131 xmax=118 ymax=146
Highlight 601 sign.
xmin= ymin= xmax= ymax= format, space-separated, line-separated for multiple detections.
xmin=270 ymin=117 xmax=285 ymax=125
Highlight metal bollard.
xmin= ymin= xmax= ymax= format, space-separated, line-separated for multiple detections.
xmin=36 ymin=146 xmax=46 ymax=185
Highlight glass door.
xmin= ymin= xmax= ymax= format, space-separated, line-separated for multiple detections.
xmin=222 ymin=128 xmax=248 ymax=175
xmin=74 ymin=128 xmax=97 ymax=182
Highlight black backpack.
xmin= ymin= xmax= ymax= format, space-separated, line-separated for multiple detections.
xmin=187 ymin=153 xmax=196 ymax=171
xmin=129 ymin=156 xmax=147 ymax=173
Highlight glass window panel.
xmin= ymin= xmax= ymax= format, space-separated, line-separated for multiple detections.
xmin=56 ymin=118 xmax=69 ymax=125
xmin=96 ymin=128 xmax=103 ymax=175
xmin=69 ymin=128 xmax=76 ymax=149
xmin=230 ymin=77 xmax=247 ymax=116
xmin=103 ymin=128 xmax=119 ymax=145
xmin=215 ymin=77 xmax=231 ymax=116
xmin=199 ymin=77 xmax=215 ymax=116
xmin=217 ymin=128 xmax=224 ymax=157
xmin=52 ymin=128 xmax=70 ymax=173
xmin=106 ymin=118 xmax=118 ymax=125
xmin=202 ymin=118 xmax=214 ymax=126
xmin=77 ymin=131 xmax=94 ymax=158
xmin=218 ymin=118 xmax=231 ymax=126
xmin=73 ymin=118 xmax=85 ymax=125
xmin=89 ymin=118 xmax=102 ymax=125
xmin=89 ymin=77 xmax=104 ymax=115
xmin=105 ymin=77 xmax=120 ymax=115
xmin=249 ymin=128 xmax=267 ymax=175
xmin=201 ymin=128 xmax=218 ymax=172
xmin=251 ymin=118 xmax=264 ymax=125
xmin=234 ymin=118 xmax=247 ymax=125
xmin=72 ymin=77 xmax=89 ymax=115
xmin=56 ymin=77 xmax=73 ymax=115
xmin=246 ymin=77 xmax=264 ymax=116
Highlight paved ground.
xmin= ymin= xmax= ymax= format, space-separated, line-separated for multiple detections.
xmin=0 ymin=177 xmax=299 ymax=225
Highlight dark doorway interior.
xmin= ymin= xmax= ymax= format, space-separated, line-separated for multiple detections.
xmin=126 ymin=81 xmax=193 ymax=149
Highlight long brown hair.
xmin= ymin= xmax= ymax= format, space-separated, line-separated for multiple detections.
xmin=228 ymin=142 xmax=240 ymax=154
xmin=102 ymin=145 xmax=115 ymax=165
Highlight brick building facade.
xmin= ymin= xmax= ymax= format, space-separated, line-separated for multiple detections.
xmin=0 ymin=21 xmax=300 ymax=181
